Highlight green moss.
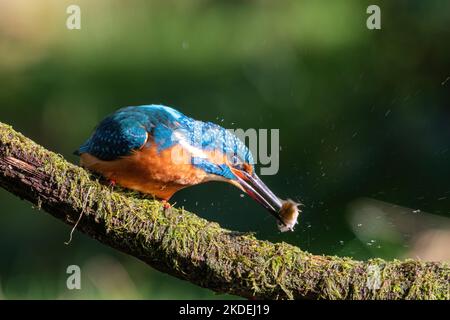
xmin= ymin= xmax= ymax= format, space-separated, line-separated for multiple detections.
xmin=1 ymin=122 xmax=449 ymax=300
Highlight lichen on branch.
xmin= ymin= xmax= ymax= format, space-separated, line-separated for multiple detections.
xmin=0 ymin=122 xmax=448 ymax=300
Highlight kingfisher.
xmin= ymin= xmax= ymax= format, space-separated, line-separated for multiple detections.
xmin=75 ymin=105 xmax=299 ymax=231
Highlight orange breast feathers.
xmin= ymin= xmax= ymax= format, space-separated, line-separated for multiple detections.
xmin=80 ymin=144 xmax=212 ymax=200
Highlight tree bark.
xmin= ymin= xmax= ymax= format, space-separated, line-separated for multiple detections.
xmin=0 ymin=121 xmax=448 ymax=300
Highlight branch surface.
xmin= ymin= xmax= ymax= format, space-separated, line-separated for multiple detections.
xmin=0 ymin=122 xmax=448 ymax=300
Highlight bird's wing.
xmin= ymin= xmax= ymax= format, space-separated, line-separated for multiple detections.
xmin=76 ymin=105 xmax=186 ymax=160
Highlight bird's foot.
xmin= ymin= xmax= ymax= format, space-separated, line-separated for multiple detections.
xmin=161 ymin=200 xmax=171 ymax=211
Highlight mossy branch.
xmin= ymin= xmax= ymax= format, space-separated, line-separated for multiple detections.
xmin=0 ymin=121 xmax=448 ymax=300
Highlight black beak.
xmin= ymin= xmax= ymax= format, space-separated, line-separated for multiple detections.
xmin=232 ymin=169 xmax=286 ymax=226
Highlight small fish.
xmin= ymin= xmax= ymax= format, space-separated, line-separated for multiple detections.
xmin=277 ymin=199 xmax=300 ymax=232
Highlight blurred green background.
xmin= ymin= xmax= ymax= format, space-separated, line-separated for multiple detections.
xmin=0 ymin=0 xmax=449 ymax=299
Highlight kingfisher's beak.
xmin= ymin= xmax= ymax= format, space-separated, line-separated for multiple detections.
xmin=231 ymin=168 xmax=285 ymax=225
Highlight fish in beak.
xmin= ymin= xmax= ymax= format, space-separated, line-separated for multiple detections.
xmin=231 ymin=168 xmax=299 ymax=232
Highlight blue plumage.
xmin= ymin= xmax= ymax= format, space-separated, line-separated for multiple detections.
xmin=77 ymin=104 xmax=254 ymax=180
xmin=191 ymin=157 xmax=236 ymax=180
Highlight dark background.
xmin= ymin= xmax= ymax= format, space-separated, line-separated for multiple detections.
xmin=0 ymin=0 xmax=449 ymax=298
